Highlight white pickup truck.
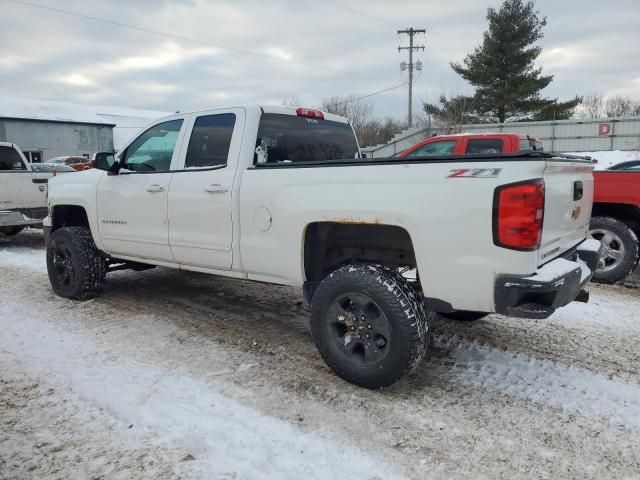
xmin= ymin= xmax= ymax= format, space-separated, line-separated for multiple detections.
xmin=44 ymin=105 xmax=602 ymax=388
xmin=0 ymin=142 xmax=50 ymax=235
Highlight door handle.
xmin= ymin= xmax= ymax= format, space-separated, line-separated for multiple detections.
xmin=204 ymin=184 xmax=228 ymax=193
xmin=145 ymin=184 xmax=165 ymax=193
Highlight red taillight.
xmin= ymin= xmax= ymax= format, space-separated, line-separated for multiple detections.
xmin=296 ymin=107 xmax=324 ymax=120
xmin=493 ymin=180 xmax=545 ymax=251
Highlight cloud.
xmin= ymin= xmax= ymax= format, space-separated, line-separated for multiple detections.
xmin=1 ymin=0 xmax=638 ymax=120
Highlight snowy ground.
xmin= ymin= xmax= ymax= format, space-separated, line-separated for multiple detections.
xmin=1 ymin=230 xmax=639 ymax=479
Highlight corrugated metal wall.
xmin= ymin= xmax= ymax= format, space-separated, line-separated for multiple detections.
xmin=0 ymin=119 xmax=114 ymax=161
xmin=363 ymin=116 xmax=640 ymax=157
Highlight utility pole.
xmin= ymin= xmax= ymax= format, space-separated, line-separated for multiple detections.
xmin=398 ymin=28 xmax=425 ymax=128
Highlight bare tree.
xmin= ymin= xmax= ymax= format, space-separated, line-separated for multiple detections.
xmin=357 ymin=117 xmax=407 ymax=147
xmin=281 ymin=96 xmax=300 ymax=108
xmin=319 ymin=95 xmax=406 ymax=147
xmin=321 ymin=95 xmax=376 ymax=145
xmin=578 ymin=93 xmax=605 ymax=118
xmin=605 ymin=95 xmax=637 ymax=117
xmin=321 ymin=95 xmax=374 ymax=134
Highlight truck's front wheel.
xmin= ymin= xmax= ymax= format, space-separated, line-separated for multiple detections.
xmin=311 ymin=264 xmax=430 ymax=389
xmin=47 ymin=226 xmax=107 ymax=300
xmin=589 ymin=216 xmax=639 ymax=284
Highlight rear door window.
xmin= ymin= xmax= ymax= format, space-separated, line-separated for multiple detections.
xmin=406 ymin=140 xmax=456 ymax=157
xmin=255 ymin=113 xmax=359 ymax=163
xmin=465 ymin=139 xmax=503 ymax=154
xmin=185 ymin=114 xmax=236 ymax=168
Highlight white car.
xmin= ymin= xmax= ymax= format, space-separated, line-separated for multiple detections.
xmin=44 ymin=105 xmax=601 ymax=388
xmin=0 ymin=142 xmax=51 ymax=235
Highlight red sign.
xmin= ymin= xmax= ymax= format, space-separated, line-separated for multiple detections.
xmin=598 ymin=123 xmax=612 ymax=136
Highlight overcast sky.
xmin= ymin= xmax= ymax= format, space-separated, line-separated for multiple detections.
xmin=1 ymin=0 xmax=639 ymax=119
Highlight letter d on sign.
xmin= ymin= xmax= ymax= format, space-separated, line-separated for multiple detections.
xmin=598 ymin=123 xmax=612 ymax=136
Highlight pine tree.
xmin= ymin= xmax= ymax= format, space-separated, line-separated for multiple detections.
xmin=451 ymin=0 xmax=581 ymax=122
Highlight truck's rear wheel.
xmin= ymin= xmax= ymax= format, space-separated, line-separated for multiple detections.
xmin=589 ymin=216 xmax=639 ymax=284
xmin=47 ymin=226 xmax=107 ymax=300
xmin=0 ymin=226 xmax=25 ymax=236
xmin=310 ymin=264 xmax=430 ymax=389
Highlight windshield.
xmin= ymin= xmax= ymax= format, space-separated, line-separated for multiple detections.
xmin=608 ymin=161 xmax=640 ymax=171
xmin=255 ymin=113 xmax=360 ymax=164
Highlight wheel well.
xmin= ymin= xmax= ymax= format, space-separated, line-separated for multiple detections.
xmin=592 ymin=203 xmax=640 ymax=237
xmin=303 ymin=222 xmax=417 ymax=300
xmin=51 ymin=205 xmax=90 ymax=232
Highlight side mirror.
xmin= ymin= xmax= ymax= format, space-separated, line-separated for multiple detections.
xmin=361 ymin=152 xmax=368 ymax=158
xmin=93 ymin=152 xmax=119 ymax=174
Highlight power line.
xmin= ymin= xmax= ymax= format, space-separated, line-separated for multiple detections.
xmin=4 ymin=0 xmax=389 ymax=81
xmin=311 ymin=0 xmax=399 ymax=27
xmin=320 ymin=83 xmax=407 ymax=109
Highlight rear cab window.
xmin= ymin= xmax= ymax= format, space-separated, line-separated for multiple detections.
xmin=255 ymin=113 xmax=359 ymax=164
xmin=465 ymin=139 xmax=503 ymax=154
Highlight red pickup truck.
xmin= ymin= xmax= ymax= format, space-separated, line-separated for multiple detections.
xmin=590 ymin=162 xmax=640 ymax=283
xmin=398 ymin=132 xmax=544 ymax=158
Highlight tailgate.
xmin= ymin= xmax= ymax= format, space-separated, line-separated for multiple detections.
xmin=539 ymin=159 xmax=594 ymax=265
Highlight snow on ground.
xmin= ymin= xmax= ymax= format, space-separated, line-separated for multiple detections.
xmin=545 ymin=287 xmax=640 ymax=332
xmin=2 ymin=231 xmax=640 ymax=479
xmin=1 ymin=307 xmax=399 ymax=480
xmin=567 ymin=150 xmax=640 ymax=169
xmin=0 ymin=247 xmax=46 ymax=270
xmin=434 ymin=334 xmax=640 ymax=429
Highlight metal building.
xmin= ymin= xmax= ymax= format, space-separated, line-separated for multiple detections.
xmin=0 ymin=96 xmax=168 ymax=162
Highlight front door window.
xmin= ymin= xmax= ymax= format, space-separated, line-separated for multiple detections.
xmin=122 ymin=119 xmax=183 ymax=172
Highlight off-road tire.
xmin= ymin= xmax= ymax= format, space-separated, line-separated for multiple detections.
xmin=311 ymin=264 xmax=430 ymax=389
xmin=589 ymin=216 xmax=639 ymax=284
xmin=47 ymin=226 xmax=107 ymax=300
xmin=438 ymin=311 xmax=488 ymax=322
xmin=0 ymin=226 xmax=26 ymax=236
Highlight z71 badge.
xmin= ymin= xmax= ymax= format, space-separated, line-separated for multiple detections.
xmin=447 ymin=168 xmax=503 ymax=178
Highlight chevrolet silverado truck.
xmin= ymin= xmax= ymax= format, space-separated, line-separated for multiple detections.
xmin=43 ymin=105 xmax=601 ymax=388
xmin=0 ymin=142 xmax=50 ymax=235
xmin=589 ymin=163 xmax=640 ymax=283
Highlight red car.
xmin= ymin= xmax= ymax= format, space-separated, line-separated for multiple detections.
xmin=590 ymin=162 xmax=640 ymax=283
xmin=398 ymin=133 xmax=544 ymax=158
xmin=48 ymin=156 xmax=93 ymax=171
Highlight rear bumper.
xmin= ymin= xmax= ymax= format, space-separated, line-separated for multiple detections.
xmin=495 ymin=239 xmax=602 ymax=319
